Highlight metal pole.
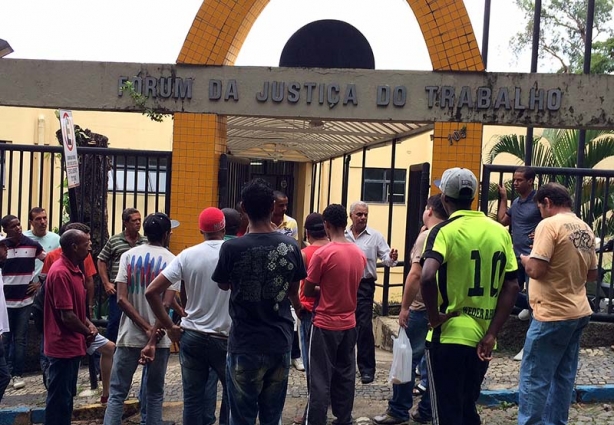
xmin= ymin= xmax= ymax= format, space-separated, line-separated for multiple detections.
xmin=481 ymin=0 xmax=492 ymax=69
xmin=341 ymin=154 xmax=351 ymax=207
xmin=382 ymin=140 xmax=397 ymax=317
xmin=327 ymin=158 xmax=332 ymax=206
xmin=360 ymin=147 xmax=367 ymax=200
xmin=309 ymin=162 xmax=316 ymax=213
xmin=524 ymin=0 xmax=542 ymax=165
xmin=575 ymin=0 xmax=595 ymax=212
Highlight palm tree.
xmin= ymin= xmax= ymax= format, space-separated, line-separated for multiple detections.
xmin=485 ymin=128 xmax=614 ymax=237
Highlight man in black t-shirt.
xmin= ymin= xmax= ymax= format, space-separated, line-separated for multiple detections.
xmin=212 ymin=178 xmax=306 ymax=425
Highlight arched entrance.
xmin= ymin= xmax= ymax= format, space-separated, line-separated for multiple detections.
xmin=169 ymin=0 xmax=485 ymax=251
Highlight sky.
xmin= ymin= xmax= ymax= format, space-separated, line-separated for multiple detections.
xmin=0 ymin=0 xmax=537 ymax=73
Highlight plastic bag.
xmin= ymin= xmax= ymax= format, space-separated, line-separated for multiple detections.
xmin=388 ymin=327 xmax=413 ymax=384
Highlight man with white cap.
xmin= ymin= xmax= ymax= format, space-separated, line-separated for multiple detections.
xmin=146 ymin=207 xmax=231 ymax=425
xmin=103 ymin=212 xmax=180 ymax=425
xmin=420 ymin=168 xmax=519 ymax=425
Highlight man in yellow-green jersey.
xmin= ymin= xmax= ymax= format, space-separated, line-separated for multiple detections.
xmin=420 ymin=167 xmax=519 ymax=425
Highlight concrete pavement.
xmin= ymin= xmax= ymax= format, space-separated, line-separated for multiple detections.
xmin=3 ymin=345 xmax=614 ymax=424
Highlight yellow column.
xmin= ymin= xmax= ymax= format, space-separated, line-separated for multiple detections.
xmin=432 ymin=122 xmax=483 ymax=206
xmin=169 ymin=113 xmax=226 ymax=252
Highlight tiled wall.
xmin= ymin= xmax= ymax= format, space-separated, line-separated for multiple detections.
xmin=170 ymin=113 xmax=226 ymax=251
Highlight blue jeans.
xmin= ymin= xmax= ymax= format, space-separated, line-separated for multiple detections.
xmin=3 ymin=305 xmax=31 ymax=377
xmin=518 ymin=315 xmax=590 ymax=425
xmin=226 ymin=352 xmax=290 ymax=425
xmin=45 ymin=356 xmax=81 ymax=425
xmin=103 ymin=347 xmax=169 ymax=425
xmin=106 ymin=294 xmax=120 ymax=343
xmin=204 ymin=369 xmax=219 ymax=425
xmin=180 ymin=330 xmax=229 ymax=425
xmin=0 ymin=341 xmax=11 ymax=402
xmin=299 ymin=311 xmax=312 ymax=375
xmin=388 ymin=309 xmax=430 ymax=421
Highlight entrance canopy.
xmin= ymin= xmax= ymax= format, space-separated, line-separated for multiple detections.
xmin=227 ymin=116 xmax=430 ymax=162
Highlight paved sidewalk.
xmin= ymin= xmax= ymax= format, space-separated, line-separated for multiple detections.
xmin=3 ymin=346 xmax=614 ymax=423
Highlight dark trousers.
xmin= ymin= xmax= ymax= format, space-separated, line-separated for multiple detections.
xmin=106 ymin=294 xmax=120 ymax=343
xmin=45 ymin=356 xmax=82 ymax=425
xmin=0 ymin=341 xmax=10 ymax=402
xmin=355 ymin=278 xmax=376 ymax=376
xmin=426 ymin=343 xmax=489 ymax=425
xmin=307 ymin=326 xmax=357 ymax=425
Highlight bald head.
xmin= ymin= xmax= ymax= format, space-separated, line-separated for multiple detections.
xmin=60 ymin=229 xmax=91 ymax=264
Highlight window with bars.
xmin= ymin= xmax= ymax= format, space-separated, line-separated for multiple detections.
xmin=362 ymin=168 xmax=406 ymax=204
xmin=108 ymin=156 xmax=168 ymax=193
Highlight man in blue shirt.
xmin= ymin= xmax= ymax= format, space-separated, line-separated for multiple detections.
xmin=497 ymin=166 xmax=542 ymax=360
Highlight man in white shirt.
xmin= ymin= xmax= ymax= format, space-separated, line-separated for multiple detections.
xmin=345 ymin=201 xmax=398 ymax=384
xmin=103 ymin=213 xmax=180 ymax=425
xmin=146 ymin=207 xmax=231 ymax=425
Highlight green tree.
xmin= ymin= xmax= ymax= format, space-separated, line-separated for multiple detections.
xmin=486 ymin=129 xmax=614 ymax=235
xmin=512 ymin=0 xmax=614 ymax=73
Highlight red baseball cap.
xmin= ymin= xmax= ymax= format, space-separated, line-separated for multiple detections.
xmin=199 ymin=208 xmax=225 ymax=233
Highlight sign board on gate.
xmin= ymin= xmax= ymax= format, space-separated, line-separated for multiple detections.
xmin=59 ymin=110 xmax=80 ymax=188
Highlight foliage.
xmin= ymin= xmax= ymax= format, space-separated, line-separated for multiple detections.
xmin=511 ymin=0 xmax=614 ymax=73
xmin=121 ymin=81 xmax=171 ymax=123
xmin=486 ymin=129 xmax=614 ymax=236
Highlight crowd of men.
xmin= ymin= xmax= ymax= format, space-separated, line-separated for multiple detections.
xmin=0 ymin=165 xmax=601 ymax=425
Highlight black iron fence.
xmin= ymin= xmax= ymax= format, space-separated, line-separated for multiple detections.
xmin=0 ymin=143 xmax=172 ymax=319
xmin=481 ymin=164 xmax=614 ymax=320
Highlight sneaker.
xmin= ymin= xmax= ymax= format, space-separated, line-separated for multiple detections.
xmin=12 ymin=376 xmax=25 ymax=390
xmin=413 ymin=383 xmax=427 ymax=396
xmin=513 ymin=348 xmax=524 ymax=361
xmin=415 ymin=365 xmax=421 ymax=377
xmin=373 ymin=413 xmax=406 ymax=424
xmin=518 ymin=309 xmax=531 ymax=321
xmin=410 ymin=410 xmax=431 ymax=424
xmin=292 ymin=358 xmax=305 ymax=372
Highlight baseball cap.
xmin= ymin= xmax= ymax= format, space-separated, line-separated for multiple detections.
xmin=304 ymin=212 xmax=325 ymax=231
xmin=143 ymin=212 xmax=180 ymax=238
xmin=437 ymin=167 xmax=478 ymax=200
xmin=199 ymin=207 xmax=225 ymax=233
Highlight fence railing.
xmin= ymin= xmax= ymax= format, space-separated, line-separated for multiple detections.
xmin=481 ymin=164 xmax=614 ymax=321
xmin=0 ymin=143 xmax=172 ymax=320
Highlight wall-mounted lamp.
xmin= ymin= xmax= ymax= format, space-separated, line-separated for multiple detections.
xmin=0 ymin=39 xmax=13 ymax=58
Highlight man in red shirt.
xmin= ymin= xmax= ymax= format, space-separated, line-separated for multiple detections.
xmin=304 ymin=204 xmax=367 ymax=425
xmin=41 ymin=223 xmax=115 ymax=404
xmin=44 ymin=229 xmax=98 ymax=425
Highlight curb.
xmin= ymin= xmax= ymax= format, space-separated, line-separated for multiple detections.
xmin=478 ymin=385 xmax=614 ymax=407
xmin=0 ymin=399 xmax=141 ymax=425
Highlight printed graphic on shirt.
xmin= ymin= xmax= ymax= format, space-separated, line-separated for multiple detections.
xmin=126 ymin=253 xmax=169 ymax=294
xmin=568 ymin=228 xmax=594 ymax=251
xmin=230 ymin=242 xmax=297 ymax=310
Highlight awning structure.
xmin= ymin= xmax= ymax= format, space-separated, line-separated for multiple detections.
xmin=226 ymin=116 xmax=432 ymax=162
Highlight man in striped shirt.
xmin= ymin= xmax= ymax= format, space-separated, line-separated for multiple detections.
xmin=97 ymin=208 xmax=146 ymax=343
xmin=1 ymin=214 xmax=46 ymax=389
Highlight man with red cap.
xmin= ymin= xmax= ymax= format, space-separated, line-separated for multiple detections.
xmin=146 ymin=207 xmax=231 ymax=425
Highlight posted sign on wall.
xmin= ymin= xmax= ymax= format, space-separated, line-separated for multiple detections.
xmin=59 ymin=110 xmax=80 ymax=189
